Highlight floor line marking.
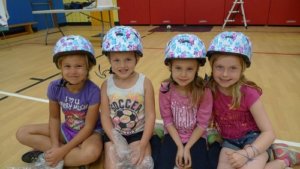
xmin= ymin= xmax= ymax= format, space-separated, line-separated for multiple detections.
xmin=0 ymin=90 xmax=49 ymax=103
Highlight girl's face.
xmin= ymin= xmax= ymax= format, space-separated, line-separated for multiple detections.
xmin=212 ymin=55 xmax=242 ymax=91
xmin=109 ymin=52 xmax=138 ymax=79
xmin=171 ymin=59 xmax=198 ymax=88
xmin=61 ymin=55 xmax=88 ymax=86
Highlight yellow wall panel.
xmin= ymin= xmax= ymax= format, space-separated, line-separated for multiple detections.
xmin=91 ymin=11 xmax=114 ymax=26
xmin=63 ymin=0 xmax=90 ymax=23
xmin=62 ymin=0 xmax=119 ymax=23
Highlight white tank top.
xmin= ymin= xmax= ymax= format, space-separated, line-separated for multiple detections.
xmin=107 ymin=73 xmax=145 ymax=135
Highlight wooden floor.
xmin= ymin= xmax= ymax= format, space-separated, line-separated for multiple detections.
xmin=1 ymin=25 xmax=300 ymax=169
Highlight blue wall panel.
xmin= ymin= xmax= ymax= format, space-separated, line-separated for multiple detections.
xmin=7 ymin=0 xmax=35 ymax=25
xmin=7 ymin=0 xmax=66 ymax=30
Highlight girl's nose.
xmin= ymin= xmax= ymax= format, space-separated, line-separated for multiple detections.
xmin=222 ymin=69 xmax=228 ymax=76
xmin=181 ymin=70 xmax=187 ymax=77
xmin=120 ymin=60 xmax=125 ymax=67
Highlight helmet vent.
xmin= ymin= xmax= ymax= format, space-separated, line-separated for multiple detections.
xmin=225 ymin=35 xmax=233 ymax=39
xmin=67 ymin=37 xmax=75 ymax=41
xmin=116 ymin=32 xmax=124 ymax=36
xmin=181 ymin=40 xmax=191 ymax=44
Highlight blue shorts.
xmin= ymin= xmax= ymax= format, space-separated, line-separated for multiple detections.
xmin=222 ymin=131 xmax=259 ymax=150
xmin=222 ymin=131 xmax=272 ymax=160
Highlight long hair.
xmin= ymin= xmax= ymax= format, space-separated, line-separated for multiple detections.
xmin=163 ymin=60 xmax=206 ymax=107
xmin=208 ymin=54 xmax=262 ymax=109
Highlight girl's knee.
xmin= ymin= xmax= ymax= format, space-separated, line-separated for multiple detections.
xmin=82 ymin=145 xmax=102 ymax=162
xmin=16 ymin=126 xmax=29 ymax=143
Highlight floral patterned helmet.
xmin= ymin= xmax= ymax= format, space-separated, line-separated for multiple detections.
xmin=207 ymin=31 xmax=252 ymax=67
xmin=102 ymin=26 xmax=143 ymax=56
xmin=53 ymin=35 xmax=96 ymax=68
xmin=164 ymin=34 xmax=206 ymax=66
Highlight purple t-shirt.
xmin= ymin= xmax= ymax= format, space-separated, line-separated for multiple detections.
xmin=213 ymin=85 xmax=261 ymax=139
xmin=47 ymin=79 xmax=101 ymax=142
xmin=159 ymin=83 xmax=213 ymax=143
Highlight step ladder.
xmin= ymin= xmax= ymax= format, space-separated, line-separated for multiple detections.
xmin=222 ymin=0 xmax=247 ymax=29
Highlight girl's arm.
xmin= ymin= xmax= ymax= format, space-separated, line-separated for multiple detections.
xmin=140 ymin=77 xmax=156 ymax=148
xmin=100 ymin=81 xmax=115 ymax=142
xmin=159 ymin=86 xmax=184 ymax=168
xmin=134 ymin=78 xmax=156 ymax=164
xmin=186 ymin=88 xmax=213 ymax=149
xmin=159 ymin=85 xmax=183 ymax=148
xmin=49 ymin=100 xmax=62 ymax=148
xmin=184 ymin=88 xmax=213 ymax=167
xmin=227 ymin=97 xmax=275 ymax=168
xmin=247 ymin=98 xmax=275 ymax=157
xmin=47 ymin=100 xmax=100 ymax=165
xmin=167 ymin=124 xmax=185 ymax=168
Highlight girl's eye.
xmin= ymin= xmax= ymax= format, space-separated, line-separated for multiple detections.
xmin=63 ymin=65 xmax=71 ymax=68
xmin=187 ymin=67 xmax=194 ymax=71
xmin=175 ymin=66 xmax=181 ymax=70
xmin=75 ymin=65 xmax=84 ymax=68
xmin=215 ymin=65 xmax=223 ymax=69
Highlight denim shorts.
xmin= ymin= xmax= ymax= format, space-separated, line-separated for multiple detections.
xmin=222 ymin=131 xmax=259 ymax=150
xmin=222 ymin=131 xmax=272 ymax=160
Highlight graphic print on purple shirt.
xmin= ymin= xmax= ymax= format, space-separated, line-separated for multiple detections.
xmin=64 ymin=110 xmax=85 ymax=131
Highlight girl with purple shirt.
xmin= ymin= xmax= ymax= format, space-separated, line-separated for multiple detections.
xmin=207 ymin=31 xmax=300 ymax=169
xmin=16 ymin=35 xmax=103 ymax=168
xmin=157 ymin=34 xmax=212 ymax=169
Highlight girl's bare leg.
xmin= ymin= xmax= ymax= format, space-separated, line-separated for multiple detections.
xmin=16 ymin=123 xmax=52 ymax=151
xmin=104 ymin=141 xmax=118 ymax=169
xmin=264 ymin=159 xmax=287 ymax=169
xmin=63 ymin=132 xmax=102 ymax=166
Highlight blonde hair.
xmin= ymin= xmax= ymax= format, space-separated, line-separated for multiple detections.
xmin=163 ymin=61 xmax=205 ymax=107
xmin=208 ymin=54 xmax=262 ymax=109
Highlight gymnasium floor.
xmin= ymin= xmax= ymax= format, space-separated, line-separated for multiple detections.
xmin=0 ymin=25 xmax=300 ymax=169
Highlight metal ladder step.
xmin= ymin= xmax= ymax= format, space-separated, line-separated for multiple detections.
xmin=222 ymin=0 xmax=247 ymax=29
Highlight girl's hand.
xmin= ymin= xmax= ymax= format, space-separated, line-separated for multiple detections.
xmin=183 ymin=147 xmax=191 ymax=168
xmin=226 ymin=150 xmax=248 ymax=168
xmin=131 ymin=142 xmax=146 ymax=165
xmin=44 ymin=146 xmax=65 ymax=167
xmin=176 ymin=145 xmax=184 ymax=169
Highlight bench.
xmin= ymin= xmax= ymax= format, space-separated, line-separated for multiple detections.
xmin=1 ymin=22 xmax=37 ymax=39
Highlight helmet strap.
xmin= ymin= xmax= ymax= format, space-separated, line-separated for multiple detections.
xmin=58 ymin=79 xmax=68 ymax=87
xmin=58 ymin=78 xmax=85 ymax=87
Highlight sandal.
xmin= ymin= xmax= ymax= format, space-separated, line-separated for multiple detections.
xmin=21 ymin=150 xmax=43 ymax=163
xmin=272 ymin=143 xmax=300 ymax=167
